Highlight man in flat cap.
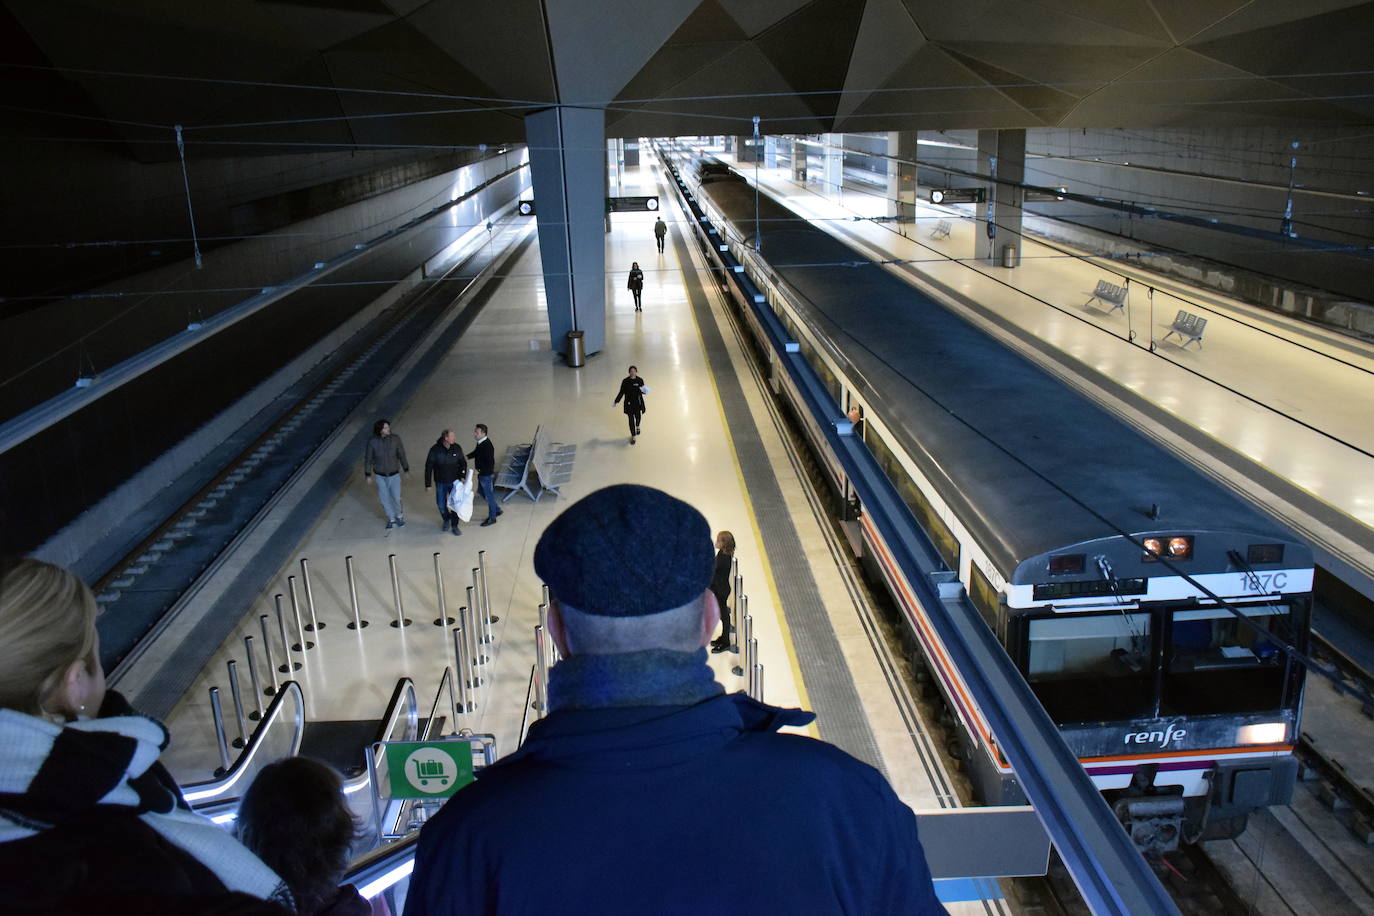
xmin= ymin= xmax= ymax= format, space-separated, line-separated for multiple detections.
xmin=405 ymin=485 xmax=945 ymax=916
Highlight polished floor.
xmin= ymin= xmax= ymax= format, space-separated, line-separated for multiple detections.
xmin=136 ymin=157 xmax=998 ymax=908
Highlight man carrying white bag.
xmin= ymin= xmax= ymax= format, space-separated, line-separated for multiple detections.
xmin=448 ymin=467 xmax=476 ymax=528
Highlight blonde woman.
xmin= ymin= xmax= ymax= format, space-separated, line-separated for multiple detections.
xmin=0 ymin=558 xmax=290 ymax=912
xmin=709 ymin=531 xmax=736 ymax=653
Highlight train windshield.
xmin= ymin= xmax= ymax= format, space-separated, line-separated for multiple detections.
xmin=1025 ymin=612 xmax=1154 ymax=722
xmin=1162 ymin=603 xmax=1297 ymax=716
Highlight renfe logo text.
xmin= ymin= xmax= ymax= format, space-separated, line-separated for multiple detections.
xmin=1124 ymin=723 xmax=1187 ymax=748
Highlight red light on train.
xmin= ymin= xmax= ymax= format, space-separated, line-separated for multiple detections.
xmin=1142 ymin=535 xmax=1192 ymax=561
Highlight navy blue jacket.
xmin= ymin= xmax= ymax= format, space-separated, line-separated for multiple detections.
xmin=404 ymin=693 xmax=944 ymax=915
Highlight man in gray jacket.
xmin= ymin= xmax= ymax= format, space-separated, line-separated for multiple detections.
xmin=363 ymin=418 xmax=409 ymax=529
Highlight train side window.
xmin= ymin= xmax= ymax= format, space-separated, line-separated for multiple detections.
xmin=867 ymin=428 xmax=960 ymax=570
xmin=969 ymin=564 xmax=1001 ymax=635
xmin=1024 ymin=612 xmax=1154 ymax=722
xmin=1162 ymin=604 xmax=1292 ymax=716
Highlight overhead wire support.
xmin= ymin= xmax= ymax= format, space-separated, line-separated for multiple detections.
xmin=174 ymin=124 xmax=203 ymax=269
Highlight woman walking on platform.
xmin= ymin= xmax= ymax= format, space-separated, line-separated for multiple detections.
xmin=627 ymin=262 xmax=644 ymax=311
xmin=613 ymin=366 xmax=649 ymax=444
xmin=709 ymin=530 xmax=736 ymax=653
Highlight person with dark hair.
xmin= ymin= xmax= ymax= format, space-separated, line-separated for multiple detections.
xmin=237 ymin=758 xmax=370 ymax=916
xmin=626 ymin=262 xmax=644 ymax=311
xmin=404 ymin=485 xmax=946 ymax=916
xmin=709 ymin=530 xmax=736 ymax=653
xmin=424 ymin=429 xmax=467 ymax=536
xmin=0 ymin=558 xmax=292 ymax=915
xmin=653 ymin=217 xmax=667 ymax=253
xmin=613 ymin=366 xmax=648 ymax=444
xmin=363 ymin=419 xmax=409 ymax=529
xmin=466 ymin=424 xmax=501 ymax=527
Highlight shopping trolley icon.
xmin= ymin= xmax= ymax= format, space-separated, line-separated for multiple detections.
xmin=412 ymin=757 xmax=450 ymax=787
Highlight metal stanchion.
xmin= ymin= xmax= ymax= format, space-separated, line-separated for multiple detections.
xmin=533 ymin=625 xmax=548 ymax=714
xmin=444 ymin=665 xmax=459 ymax=735
xmin=471 ymin=573 xmax=490 ymax=645
xmin=542 ymin=583 xmax=550 ymax=607
xmin=731 ymin=560 xmax=741 ymax=652
xmin=453 ymin=628 xmax=473 ymax=712
xmin=275 ymin=604 xmax=301 ymax=672
xmin=388 ymin=553 xmax=412 ymax=628
xmin=752 ymin=663 xmax=764 ymax=702
xmin=734 ymin=615 xmax=753 ymax=677
xmin=459 ymin=606 xmax=483 ymax=688
xmin=258 ymin=616 xmax=281 ymax=692
xmin=209 ymin=687 xmax=231 ymax=775
xmin=287 ymin=577 xmax=314 ymax=650
xmin=538 ymin=602 xmax=549 ymax=669
xmin=301 ymin=558 xmax=324 ymax=631
xmin=479 ymin=551 xmax=498 ymax=623
xmin=226 ymin=660 xmax=247 ymax=749
xmin=469 ymin=586 xmax=489 ymax=661
xmin=345 ymin=555 xmax=368 ymax=629
xmin=433 ymin=553 xmax=454 ymax=626
xmin=243 ymin=636 xmax=266 ymax=719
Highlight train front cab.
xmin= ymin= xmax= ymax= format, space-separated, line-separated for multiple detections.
xmin=985 ymin=535 xmax=1312 ymax=852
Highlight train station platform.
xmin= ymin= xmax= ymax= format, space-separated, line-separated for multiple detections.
xmin=122 ymin=157 xmax=1010 ymax=910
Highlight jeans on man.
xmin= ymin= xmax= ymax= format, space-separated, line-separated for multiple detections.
xmin=478 ymin=474 xmax=499 ymax=520
xmin=374 ymin=472 xmax=403 ymax=521
xmin=434 ymin=481 xmax=456 ymax=525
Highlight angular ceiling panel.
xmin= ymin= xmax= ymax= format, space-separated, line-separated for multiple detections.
xmin=717 ymin=0 xmax=817 ymax=38
xmin=1015 ymin=0 xmax=1172 ymax=41
xmin=940 ymin=47 xmax=1081 ymax=126
xmin=935 ymin=40 xmax=1165 ymax=89
xmin=904 ymin=0 xmax=1166 ymax=45
xmin=1140 ymin=0 xmax=1251 ymax=42
xmin=835 ymin=0 xmax=924 ymax=122
xmin=406 ymin=0 xmax=557 ymax=104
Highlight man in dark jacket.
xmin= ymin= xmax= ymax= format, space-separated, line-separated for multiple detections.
xmin=424 ymin=429 xmax=468 ymax=535
xmin=466 ymin=423 xmax=501 ymax=527
xmin=653 ymin=216 xmax=667 ymax=252
xmin=363 ymin=418 xmax=409 ymax=529
xmin=404 ymin=485 xmax=945 ymax=916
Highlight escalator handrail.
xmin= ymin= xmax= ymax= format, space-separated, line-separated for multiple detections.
xmin=182 ymin=680 xmax=305 ymax=806
xmin=343 ymin=677 xmax=419 ymax=796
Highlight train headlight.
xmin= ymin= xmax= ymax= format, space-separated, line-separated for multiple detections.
xmin=1237 ymin=722 xmax=1287 ymax=745
xmin=1142 ymin=535 xmax=1192 ymax=561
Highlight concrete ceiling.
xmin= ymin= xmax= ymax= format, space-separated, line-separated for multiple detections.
xmin=4 ymin=0 xmax=1373 ymax=160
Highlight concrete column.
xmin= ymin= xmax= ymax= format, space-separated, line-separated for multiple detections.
xmin=525 ymin=106 xmax=607 ymax=359
xmin=735 ymin=136 xmax=760 ymax=164
xmin=764 ymin=135 xmax=779 ymax=168
xmin=822 ymin=135 xmax=843 ymax=196
xmin=976 ymin=128 xmax=1026 ymax=266
xmin=623 ymin=138 xmax=640 ymax=168
xmin=887 ymin=131 xmax=918 ymax=228
xmin=792 ymin=139 xmax=808 ymax=184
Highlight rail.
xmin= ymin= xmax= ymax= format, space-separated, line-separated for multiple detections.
xmin=182 ymin=680 xmax=305 ymax=807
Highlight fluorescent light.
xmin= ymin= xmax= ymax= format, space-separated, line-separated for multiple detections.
xmin=1237 ymin=722 xmax=1287 ymax=744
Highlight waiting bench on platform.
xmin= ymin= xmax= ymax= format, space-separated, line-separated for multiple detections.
xmin=1084 ymin=279 xmax=1128 ymax=313
xmin=531 ymin=435 xmax=577 ymax=498
xmin=1161 ymin=309 xmax=1208 ymax=349
xmin=495 ymin=426 xmax=539 ymax=502
xmin=929 ymin=219 xmax=952 ymax=240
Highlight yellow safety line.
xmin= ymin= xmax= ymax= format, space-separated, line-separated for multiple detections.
xmin=661 ymin=165 xmax=817 ymax=738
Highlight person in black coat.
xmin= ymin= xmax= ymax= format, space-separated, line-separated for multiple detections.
xmin=626 ymin=262 xmax=644 ymax=311
xmin=613 ymin=366 xmax=648 ymax=444
xmin=467 ymin=423 xmax=502 ymax=526
xmin=709 ymin=530 xmax=736 ymax=653
xmin=424 ymin=428 xmax=468 ymax=535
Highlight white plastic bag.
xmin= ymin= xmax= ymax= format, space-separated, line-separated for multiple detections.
xmin=448 ymin=469 xmax=476 ymax=523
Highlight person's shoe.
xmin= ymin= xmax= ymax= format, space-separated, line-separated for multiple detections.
xmin=481 ymin=517 xmax=497 ymax=527
xmin=396 ymin=517 xmax=406 ymax=528
xmin=451 ymin=525 xmax=462 ymax=536
xmin=630 ymin=436 xmax=636 ymax=445
xmin=386 ymin=519 xmax=395 ymax=529
xmin=710 ymin=642 xmax=729 ymax=654
xmin=442 ymin=519 xmax=450 ymax=531
xmin=495 ymin=508 xmax=504 ymax=517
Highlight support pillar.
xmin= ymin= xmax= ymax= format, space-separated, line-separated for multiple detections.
xmin=764 ymin=136 xmax=779 ymax=169
xmin=975 ymin=129 xmax=1025 ymax=267
xmin=886 ymin=131 xmax=918 ymax=229
xmin=736 ymin=136 xmax=760 ymax=164
xmin=525 ymin=107 xmax=607 ymax=359
xmin=822 ymin=135 xmax=843 ymax=196
xmin=792 ymin=139 xmax=808 ymax=184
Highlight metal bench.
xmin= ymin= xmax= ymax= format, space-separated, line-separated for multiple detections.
xmin=495 ymin=425 xmax=540 ymax=502
xmin=1085 ymin=279 xmax=1128 ymax=313
xmin=531 ymin=433 xmax=577 ymax=498
xmin=929 ymin=219 xmax=952 ymax=240
xmin=1161 ymin=310 xmax=1208 ymax=349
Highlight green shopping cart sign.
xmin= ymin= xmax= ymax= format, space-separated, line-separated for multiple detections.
xmin=381 ymin=740 xmax=475 ymax=799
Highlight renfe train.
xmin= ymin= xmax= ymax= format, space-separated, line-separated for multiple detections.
xmin=662 ymin=146 xmax=1314 ymax=853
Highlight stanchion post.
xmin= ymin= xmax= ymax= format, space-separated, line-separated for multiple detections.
xmin=445 ymin=665 xmax=459 ymax=735
xmin=731 ymin=561 xmax=741 ymax=651
xmin=275 ymin=604 xmax=301 ymax=672
xmin=258 ymin=616 xmax=280 ymax=693
xmin=287 ymin=577 xmax=314 ymax=650
xmin=345 ymin=555 xmax=368 ymax=629
xmin=301 ymin=558 xmax=324 ymax=631
xmin=388 ymin=554 xmax=412 ymax=628
xmin=533 ymin=625 xmax=548 ymax=714
xmin=479 ymin=551 xmax=498 ymax=624
xmin=538 ymin=603 xmax=550 ymax=669
xmin=469 ymin=586 xmax=489 ymax=661
xmin=472 ymin=573 xmax=491 ymax=645
xmin=209 ymin=687 xmax=231 ymax=775
xmin=734 ymin=614 xmax=753 ymax=678
xmin=459 ymin=606 xmax=483 ymax=688
xmin=243 ymin=636 xmax=266 ymax=719
xmin=453 ymin=628 xmax=472 ymax=713
xmin=433 ymin=553 xmax=454 ymax=626
xmin=753 ymin=662 xmax=764 ymax=702
xmin=226 ymin=660 xmax=247 ymax=749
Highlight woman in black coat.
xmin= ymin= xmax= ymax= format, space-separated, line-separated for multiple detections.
xmin=626 ymin=262 xmax=644 ymax=311
xmin=709 ymin=530 xmax=736 ymax=653
xmin=613 ymin=365 xmax=648 ymax=444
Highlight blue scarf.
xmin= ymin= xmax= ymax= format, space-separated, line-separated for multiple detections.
xmin=547 ymin=648 xmax=725 ymax=711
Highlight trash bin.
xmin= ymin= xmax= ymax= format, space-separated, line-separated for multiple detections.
xmin=565 ymin=329 xmax=586 ymax=368
xmin=1001 ymin=244 xmax=1019 ymax=268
